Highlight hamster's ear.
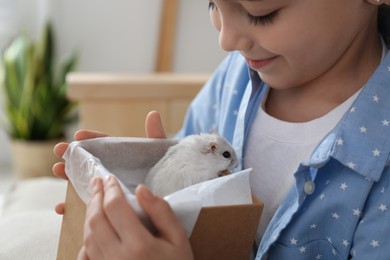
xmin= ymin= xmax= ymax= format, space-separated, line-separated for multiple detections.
xmin=202 ymin=141 xmax=217 ymax=154
xmin=209 ymin=129 xmax=219 ymax=136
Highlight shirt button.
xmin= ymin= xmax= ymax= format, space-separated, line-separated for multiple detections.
xmin=313 ymin=162 xmax=326 ymax=168
xmin=304 ymin=181 xmax=315 ymax=195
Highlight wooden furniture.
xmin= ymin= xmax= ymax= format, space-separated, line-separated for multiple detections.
xmin=155 ymin=0 xmax=179 ymax=72
xmin=66 ymin=73 xmax=209 ymax=137
xmin=66 ymin=1 xmax=206 ymax=137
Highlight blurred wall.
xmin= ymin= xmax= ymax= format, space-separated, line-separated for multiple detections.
xmin=51 ymin=0 xmax=226 ymax=73
xmin=0 ymin=0 xmax=227 ymax=165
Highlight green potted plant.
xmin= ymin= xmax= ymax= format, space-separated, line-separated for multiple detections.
xmin=0 ymin=22 xmax=77 ymax=179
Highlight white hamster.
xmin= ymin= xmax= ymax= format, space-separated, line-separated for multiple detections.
xmin=144 ymin=130 xmax=238 ymax=197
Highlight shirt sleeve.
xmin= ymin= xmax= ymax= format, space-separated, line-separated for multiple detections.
xmin=174 ymin=73 xmax=223 ymax=138
xmin=176 ymin=52 xmax=249 ymax=140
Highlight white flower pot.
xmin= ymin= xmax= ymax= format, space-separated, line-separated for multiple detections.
xmin=10 ymin=139 xmax=61 ymax=179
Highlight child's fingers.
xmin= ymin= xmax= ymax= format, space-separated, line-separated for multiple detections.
xmin=102 ymin=176 xmax=153 ymax=243
xmin=76 ymin=246 xmax=89 ymax=260
xmin=74 ymin=130 xmax=109 ymax=141
xmin=94 ymin=176 xmax=192 ymax=259
xmin=52 ymin=131 xmax=108 ymax=179
xmin=53 ymin=142 xmax=69 ymax=158
xmin=135 ymin=184 xmax=188 ymax=246
xmin=55 ymin=202 xmax=65 ymax=215
xmin=145 ymin=111 xmax=167 ymax=138
xmin=53 ymin=131 xmax=108 ymax=159
xmin=52 ymin=162 xmax=68 ymax=180
xmin=84 ymin=177 xmax=120 ymax=259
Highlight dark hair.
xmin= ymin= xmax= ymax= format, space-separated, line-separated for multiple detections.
xmin=378 ymin=5 xmax=390 ymax=45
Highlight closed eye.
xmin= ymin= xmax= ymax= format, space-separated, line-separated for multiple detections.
xmin=208 ymin=1 xmax=217 ymax=10
xmin=247 ymin=10 xmax=279 ymax=26
xmin=209 ymin=1 xmax=279 ymax=27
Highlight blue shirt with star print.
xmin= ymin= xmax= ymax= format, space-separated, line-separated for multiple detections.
xmin=176 ymin=48 xmax=390 ymax=259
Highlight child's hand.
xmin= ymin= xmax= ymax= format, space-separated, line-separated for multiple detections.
xmin=53 ymin=130 xmax=110 ymax=215
xmin=78 ymin=176 xmax=193 ymax=260
xmin=52 ymin=130 xmax=110 ymax=180
xmin=52 ymin=111 xmax=166 ymax=215
xmin=144 ymin=110 xmax=167 ymax=139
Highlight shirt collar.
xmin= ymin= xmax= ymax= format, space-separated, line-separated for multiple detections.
xmin=307 ymin=51 xmax=390 ymax=181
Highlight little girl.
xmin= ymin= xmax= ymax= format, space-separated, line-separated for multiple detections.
xmin=54 ymin=1 xmax=390 ymax=259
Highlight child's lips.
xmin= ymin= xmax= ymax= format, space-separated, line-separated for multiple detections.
xmin=246 ymin=56 xmax=278 ymax=70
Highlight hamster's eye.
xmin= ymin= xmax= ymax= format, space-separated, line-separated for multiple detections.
xmin=223 ymin=151 xmax=231 ymax=158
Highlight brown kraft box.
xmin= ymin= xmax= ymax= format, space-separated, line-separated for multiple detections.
xmin=57 ymin=182 xmax=263 ymax=260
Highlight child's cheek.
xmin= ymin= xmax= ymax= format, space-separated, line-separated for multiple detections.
xmin=210 ymin=11 xmax=221 ymax=31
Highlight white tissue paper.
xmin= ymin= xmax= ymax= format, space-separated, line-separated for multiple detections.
xmin=63 ymin=137 xmax=253 ymax=237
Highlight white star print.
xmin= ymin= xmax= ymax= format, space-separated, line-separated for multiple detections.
xmin=343 ymin=239 xmax=350 ymax=247
xmin=315 ymin=254 xmax=322 ymax=259
xmin=370 ymin=240 xmax=380 ymax=248
xmin=299 ymin=246 xmax=306 ymax=253
xmin=310 ymin=224 xmax=317 ymax=229
xmin=359 ymin=126 xmax=367 ymax=133
xmin=340 ymin=183 xmax=348 ymax=190
xmin=382 ymin=119 xmax=390 ymax=126
xmin=381 ymin=187 xmax=385 ymax=193
xmin=320 ymin=193 xmax=326 ymax=200
xmin=388 ymin=66 xmax=390 ymax=72
xmin=332 ymin=212 xmax=340 ymax=219
xmin=379 ymin=203 xmax=388 ymax=212
xmin=347 ymin=161 xmax=356 ymax=169
xmin=372 ymin=149 xmax=381 ymax=157
xmin=353 ymin=208 xmax=362 ymax=217
xmin=232 ymin=89 xmax=238 ymax=95
xmin=336 ymin=138 xmax=344 ymax=145
xmin=290 ymin=238 xmax=297 ymax=245
xmin=373 ymin=95 xmax=380 ymax=102
xmin=327 ymin=237 xmax=333 ymax=243
xmin=350 ymin=107 xmax=356 ymax=112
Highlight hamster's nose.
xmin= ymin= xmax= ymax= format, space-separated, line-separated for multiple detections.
xmin=218 ymin=169 xmax=231 ymax=177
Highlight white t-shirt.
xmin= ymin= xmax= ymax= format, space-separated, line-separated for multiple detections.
xmin=244 ymin=90 xmax=359 ymax=243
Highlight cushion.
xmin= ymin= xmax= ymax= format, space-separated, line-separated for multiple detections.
xmin=0 ymin=177 xmax=67 ymax=259
xmin=1 ymin=177 xmax=67 ymax=217
xmin=0 ymin=211 xmax=62 ymax=259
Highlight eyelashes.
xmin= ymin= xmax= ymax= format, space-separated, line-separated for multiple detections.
xmin=247 ymin=11 xmax=279 ymax=26
xmin=208 ymin=1 xmax=216 ymax=10
xmin=208 ymin=1 xmax=278 ymax=26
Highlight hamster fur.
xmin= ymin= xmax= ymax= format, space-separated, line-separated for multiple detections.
xmin=144 ymin=130 xmax=238 ymax=197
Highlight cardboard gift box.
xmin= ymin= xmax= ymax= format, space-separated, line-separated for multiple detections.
xmin=56 ymin=138 xmax=263 ymax=260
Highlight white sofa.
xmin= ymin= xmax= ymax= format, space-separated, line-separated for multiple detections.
xmin=0 ymin=177 xmax=67 ymax=259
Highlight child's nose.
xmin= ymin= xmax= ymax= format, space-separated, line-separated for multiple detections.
xmin=218 ymin=20 xmax=252 ymax=52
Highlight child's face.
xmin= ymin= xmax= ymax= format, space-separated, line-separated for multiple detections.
xmin=209 ymin=0 xmax=378 ymax=89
